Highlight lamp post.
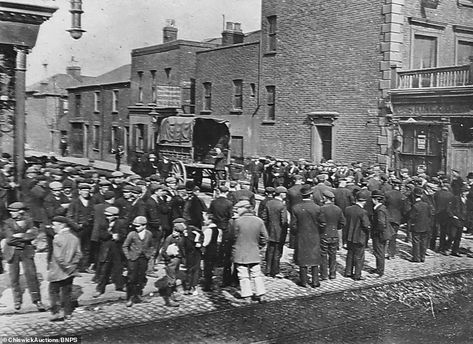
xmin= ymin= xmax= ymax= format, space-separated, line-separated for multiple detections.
xmin=67 ymin=0 xmax=85 ymax=39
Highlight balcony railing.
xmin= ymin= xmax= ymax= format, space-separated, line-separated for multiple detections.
xmin=395 ymin=64 xmax=472 ymax=89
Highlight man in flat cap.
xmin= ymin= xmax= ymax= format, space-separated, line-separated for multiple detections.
xmin=93 ymin=206 xmax=127 ymax=298
xmin=68 ymin=183 xmax=94 ymax=272
xmin=409 ymin=187 xmax=432 ymax=262
xmin=370 ymin=190 xmax=392 ymax=277
xmin=0 ymin=202 xmax=45 ymax=311
xmin=48 ymin=216 xmax=82 ymax=321
xmin=320 ymin=189 xmax=345 ymax=280
xmin=344 ymin=190 xmax=371 ymax=280
xmin=261 ymin=186 xmax=288 ymax=278
xmin=232 ymin=200 xmax=268 ymax=303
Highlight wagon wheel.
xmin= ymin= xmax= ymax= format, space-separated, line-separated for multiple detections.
xmin=171 ymin=160 xmax=187 ymax=186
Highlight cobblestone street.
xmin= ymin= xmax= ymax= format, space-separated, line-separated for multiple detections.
xmin=1 ymin=230 xmax=473 ymax=341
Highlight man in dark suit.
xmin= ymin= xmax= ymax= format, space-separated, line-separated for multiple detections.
xmin=344 ymin=190 xmax=371 ymax=280
xmin=384 ymin=179 xmax=404 ymax=259
xmin=261 ymin=186 xmax=288 ymax=278
xmin=292 ymin=185 xmax=324 ymax=288
xmin=409 ymin=187 xmax=432 ymax=262
xmin=446 ymin=185 xmax=469 ymax=257
xmin=93 ymin=206 xmax=127 ymax=297
xmin=286 ymin=176 xmax=304 ymax=248
xmin=370 ymin=190 xmax=393 ymax=277
xmin=435 ymin=183 xmax=454 ymax=253
xmin=320 ymin=190 xmax=345 ymax=280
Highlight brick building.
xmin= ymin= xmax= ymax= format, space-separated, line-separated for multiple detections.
xmin=25 ymin=65 xmax=88 ymax=155
xmin=128 ymin=21 xmax=216 ymax=156
xmin=194 ymin=0 xmax=473 ymax=174
xmin=67 ymin=64 xmax=131 ymax=163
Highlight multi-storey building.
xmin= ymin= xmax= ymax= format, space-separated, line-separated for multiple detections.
xmin=67 ymin=64 xmax=131 ymax=163
xmin=194 ymin=0 xmax=473 ymax=175
xmin=25 ymin=65 xmax=88 ymax=154
xmin=128 ymin=21 xmax=216 ymax=156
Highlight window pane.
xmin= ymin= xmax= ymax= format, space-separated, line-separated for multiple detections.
xmin=457 ymin=41 xmax=473 ymax=65
xmin=413 ymin=35 xmax=437 ymax=69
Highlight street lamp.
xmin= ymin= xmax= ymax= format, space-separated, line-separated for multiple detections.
xmin=67 ymin=0 xmax=85 ymax=39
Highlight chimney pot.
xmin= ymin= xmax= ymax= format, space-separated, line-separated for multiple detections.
xmin=226 ymin=21 xmax=234 ymax=30
xmin=163 ymin=19 xmax=178 ymax=43
xmin=66 ymin=65 xmax=81 ymax=80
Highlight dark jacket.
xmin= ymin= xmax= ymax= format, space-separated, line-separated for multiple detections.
xmin=371 ymin=204 xmax=393 ymax=241
xmin=97 ymin=219 xmax=128 ymax=263
xmin=344 ymin=204 xmax=371 ymax=245
xmin=0 ymin=216 xmax=37 ymax=263
xmin=334 ymin=187 xmax=355 ymax=214
xmin=122 ymin=229 xmax=154 ymax=261
xmin=208 ymin=196 xmax=233 ymax=230
xmin=447 ymin=196 xmax=467 ymax=228
xmin=409 ymin=199 xmax=432 ymax=233
xmin=384 ymin=189 xmax=404 ymax=225
xmin=262 ymin=198 xmax=288 ymax=243
xmin=320 ymin=203 xmax=345 ymax=239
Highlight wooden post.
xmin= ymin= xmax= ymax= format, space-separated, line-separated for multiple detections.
xmin=14 ymin=47 xmax=27 ymax=185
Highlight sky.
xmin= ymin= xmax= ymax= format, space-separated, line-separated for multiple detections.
xmin=27 ymin=0 xmax=262 ymax=84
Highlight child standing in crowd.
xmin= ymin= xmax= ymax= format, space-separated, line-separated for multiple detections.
xmin=122 ymin=216 xmax=154 ymax=307
xmin=182 ymin=224 xmax=203 ymax=295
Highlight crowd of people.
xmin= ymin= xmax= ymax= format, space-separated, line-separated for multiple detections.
xmin=0 ymin=153 xmax=472 ymax=322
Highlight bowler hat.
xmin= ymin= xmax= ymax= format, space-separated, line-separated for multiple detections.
xmin=323 ymin=190 xmax=335 ymax=199
xmin=356 ymin=190 xmax=370 ymax=201
xmin=413 ymin=187 xmax=424 ymax=197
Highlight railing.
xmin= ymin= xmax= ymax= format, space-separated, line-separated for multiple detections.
xmin=396 ymin=65 xmax=472 ymax=89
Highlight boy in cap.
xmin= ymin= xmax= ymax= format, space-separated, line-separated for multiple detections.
xmin=122 ymin=216 xmax=154 ymax=307
xmin=0 ymin=202 xmax=45 ymax=311
xmin=202 ymin=222 xmax=222 ymax=291
xmin=160 ymin=218 xmax=186 ymax=306
xmin=182 ymin=224 xmax=204 ymax=295
xmin=48 ymin=216 xmax=82 ymax=321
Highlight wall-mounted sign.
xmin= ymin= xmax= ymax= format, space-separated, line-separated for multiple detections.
xmin=417 ymin=134 xmax=426 ymax=150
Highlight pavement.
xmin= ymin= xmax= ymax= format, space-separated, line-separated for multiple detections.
xmin=2 ymin=229 xmax=473 ymax=338
xmin=25 ymin=149 xmax=132 ymax=174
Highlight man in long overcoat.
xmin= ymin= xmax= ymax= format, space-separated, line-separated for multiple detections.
xmin=384 ymin=179 xmax=404 ymax=258
xmin=292 ymin=185 xmax=324 ymax=287
xmin=344 ymin=190 xmax=371 ymax=280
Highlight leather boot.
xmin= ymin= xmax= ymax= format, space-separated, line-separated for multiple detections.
xmin=299 ymin=267 xmax=308 ymax=287
xmin=164 ymin=286 xmax=179 ymax=307
xmin=310 ymin=266 xmax=320 ymax=288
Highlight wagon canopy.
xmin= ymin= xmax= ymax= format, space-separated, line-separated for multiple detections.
xmin=157 ymin=116 xmax=230 ymax=145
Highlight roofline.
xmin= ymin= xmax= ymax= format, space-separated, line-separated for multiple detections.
xmin=196 ymin=41 xmax=259 ymax=54
xmin=131 ymin=39 xmax=217 ymax=56
xmin=67 ymin=80 xmax=130 ymax=91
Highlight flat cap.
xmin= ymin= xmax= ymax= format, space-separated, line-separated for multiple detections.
xmin=234 ymin=200 xmax=251 ymax=208
xmin=218 ymin=185 xmax=229 ymax=193
xmin=49 ymin=181 xmax=63 ymax=190
xmin=98 ymin=180 xmax=112 ymax=186
xmin=104 ymin=206 xmax=119 ymax=216
xmin=371 ymin=190 xmax=384 ymax=200
xmin=323 ymin=190 xmax=335 ymax=199
xmin=356 ymin=190 xmax=371 ymax=201
xmin=62 ymin=179 xmax=73 ymax=188
xmin=165 ymin=177 xmax=177 ymax=184
xmin=173 ymin=218 xmax=186 ymax=224
xmin=111 ymin=171 xmax=124 ymax=178
xmin=103 ymin=191 xmax=116 ymax=200
xmin=300 ymin=185 xmax=313 ymax=196
xmin=265 ymin=186 xmax=275 ymax=194
xmin=78 ymin=183 xmax=91 ymax=190
xmin=132 ymin=216 xmax=148 ymax=225
xmin=51 ymin=216 xmax=70 ymax=224
xmin=275 ymin=186 xmax=288 ymax=194
xmin=8 ymin=202 xmax=27 ymax=211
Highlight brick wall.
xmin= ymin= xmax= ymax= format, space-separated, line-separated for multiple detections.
xmin=195 ymin=42 xmax=261 ymax=157
xmin=68 ymin=83 xmax=130 ymax=162
xmin=258 ymin=0 xmax=385 ymax=165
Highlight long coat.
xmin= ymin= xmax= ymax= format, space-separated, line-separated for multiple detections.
xmin=384 ymin=189 xmax=404 ymax=225
xmin=344 ymin=204 xmax=371 ymax=245
xmin=232 ymin=212 xmax=268 ymax=264
xmin=292 ymin=199 xmax=323 ymax=266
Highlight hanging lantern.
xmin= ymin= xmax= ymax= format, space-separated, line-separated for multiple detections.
xmin=67 ymin=0 xmax=85 ymax=39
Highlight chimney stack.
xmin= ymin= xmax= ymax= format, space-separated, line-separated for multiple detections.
xmin=66 ymin=56 xmax=82 ymax=81
xmin=221 ymin=21 xmax=244 ymax=46
xmin=163 ymin=19 xmax=178 ymax=43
